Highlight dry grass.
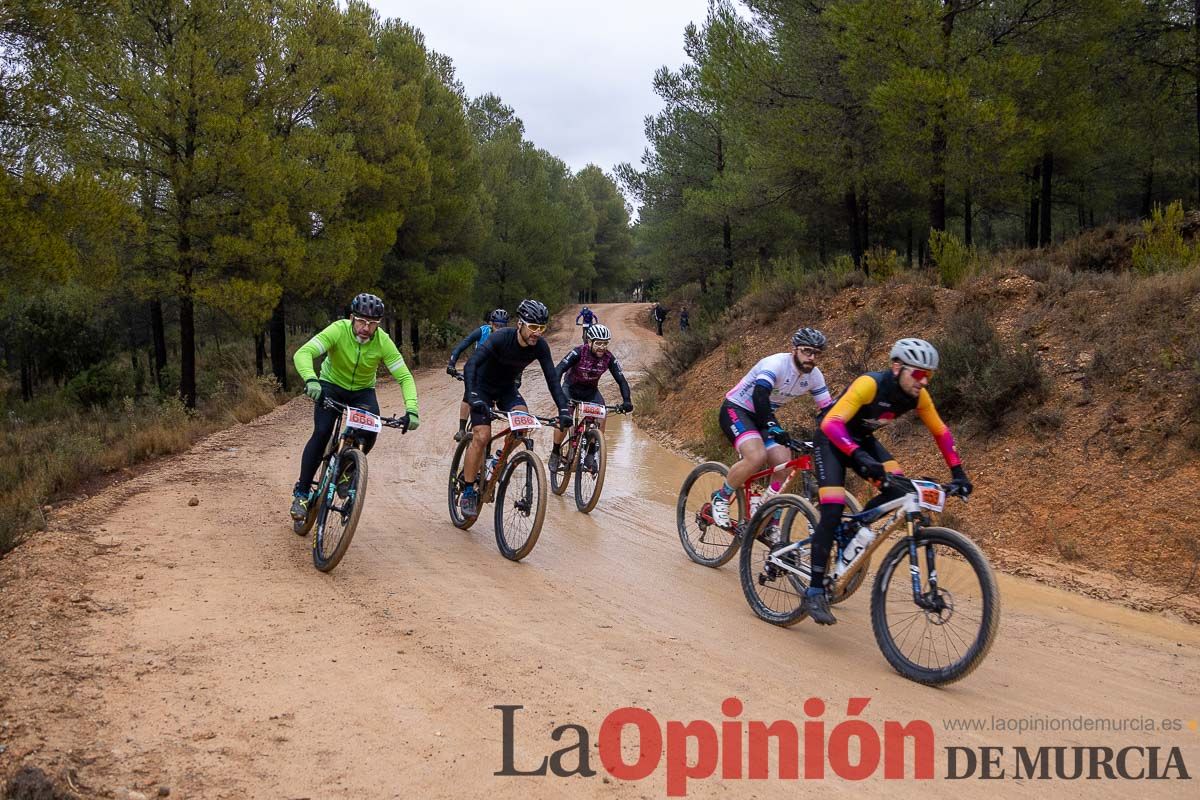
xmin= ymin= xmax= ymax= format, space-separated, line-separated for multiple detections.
xmin=0 ymin=368 xmax=283 ymax=554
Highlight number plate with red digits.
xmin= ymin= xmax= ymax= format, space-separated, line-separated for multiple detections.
xmin=345 ymin=407 xmax=382 ymax=433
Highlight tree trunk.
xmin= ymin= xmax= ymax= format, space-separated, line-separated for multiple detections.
xmin=409 ymin=315 xmax=421 ymax=367
xmin=818 ymin=232 xmax=827 ymax=264
xmin=179 ymin=272 xmax=196 ymax=409
xmin=964 ymin=186 xmax=973 ymax=248
xmin=1027 ymin=163 xmax=1041 ymax=248
xmin=1039 ymin=152 xmax=1053 ymax=246
xmin=861 ymin=192 xmax=870 ymax=254
xmin=255 ymin=332 xmax=266 ymax=376
xmin=723 ymin=214 xmax=735 ymax=306
xmin=270 ymin=300 xmax=288 ymax=390
xmin=906 ymin=222 xmax=914 ymax=267
xmin=1141 ymin=166 xmax=1154 ymax=219
xmin=846 ymin=189 xmax=863 ymax=270
xmin=929 ymin=118 xmax=948 ymax=237
xmin=1194 ymin=0 xmax=1200 ymax=204
xmin=150 ymin=299 xmax=167 ymax=390
xmin=20 ymin=351 xmax=33 ymax=401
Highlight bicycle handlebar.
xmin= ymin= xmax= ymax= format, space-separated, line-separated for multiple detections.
xmin=883 ymin=473 xmax=970 ymax=501
xmin=567 ymin=399 xmax=629 ymax=415
xmin=321 ymin=397 xmax=411 ymax=434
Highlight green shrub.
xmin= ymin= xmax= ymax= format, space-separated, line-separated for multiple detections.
xmin=694 ymin=409 xmax=730 ymax=462
xmin=663 ymin=327 xmax=721 ymax=378
xmin=1069 ymin=222 xmax=1130 ymax=273
xmin=929 ymin=229 xmax=976 ymax=287
xmin=64 ymin=362 xmax=136 ymax=408
xmin=864 ymin=246 xmax=902 ymax=281
xmin=1132 ymin=200 xmax=1198 ymax=274
xmin=936 ymin=310 xmax=1047 ymax=430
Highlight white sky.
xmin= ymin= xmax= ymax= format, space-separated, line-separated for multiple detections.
xmin=369 ymin=0 xmax=716 ymax=178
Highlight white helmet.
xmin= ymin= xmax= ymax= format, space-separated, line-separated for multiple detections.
xmin=584 ymin=323 xmax=611 ymax=342
xmin=890 ymin=338 xmax=939 ymax=370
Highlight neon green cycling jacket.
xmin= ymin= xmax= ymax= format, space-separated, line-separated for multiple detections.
xmin=293 ymin=320 xmax=418 ymax=413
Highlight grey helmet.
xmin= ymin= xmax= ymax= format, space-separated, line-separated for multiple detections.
xmin=489 ymin=308 xmax=510 ymax=326
xmin=516 ymin=298 xmax=549 ymax=325
xmin=890 ymin=337 xmax=939 ymax=370
xmin=584 ymin=323 xmax=611 ymax=342
xmin=791 ymin=326 xmax=827 ymax=349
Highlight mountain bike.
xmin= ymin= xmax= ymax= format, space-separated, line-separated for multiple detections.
xmin=738 ymin=476 xmax=999 ymax=686
xmin=447 ymin=408 xmax=559 ymax=561
xmin=676 ymin=438 xmax=863 ymax=575
xmin=292 ymin=398 xmax=410 ymax=572
xmin=548 ymin=399 xmax=628 ymax=513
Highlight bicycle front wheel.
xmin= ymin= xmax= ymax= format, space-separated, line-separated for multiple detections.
xmin=573 ymin=429 xmax=607 ymax=513
xmin=676 ymin=461 xmax=743 ymax=567
xmin=447 ymin=433 xmax=477 ymax=530
xmin=494 ymin=449 xmax=547 ymax=561
xmin=738 ymin=495 xmax=819 ymax=626
xmin=312 ymin=449 xmax=367 ymax=572
xmin=871 ymin=527 xmax=1000 ymax=686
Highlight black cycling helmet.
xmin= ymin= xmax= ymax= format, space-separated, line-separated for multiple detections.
xmin=350 ymin=292 xmax=385 ymax=320
xmin=791 ymin=326 xmax=827 ymax=349
xmin=489 ymin=308 xmax=510 ymax=325
xmin=516 ymin=299 xmax=549 ymax=325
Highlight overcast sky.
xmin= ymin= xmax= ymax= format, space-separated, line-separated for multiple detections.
xmin=370 ymin=0 xmax=716 ymax=179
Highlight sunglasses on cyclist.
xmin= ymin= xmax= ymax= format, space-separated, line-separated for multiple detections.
xmin=520 ymin=321 xmax=547 ymax=334
xmin=796 ymin=346 xmax=823 ymax=358
xmin=906 ymin=367 xmax=934 ymax=382
xmin=590 ymin=340 xmax=610 ymax=349
xmin=352 ymin=314 xmax=381 ymax=327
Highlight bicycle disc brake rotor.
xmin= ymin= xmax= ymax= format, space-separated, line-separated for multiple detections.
xmin=921 ymin=589 xmax=955 ymax=625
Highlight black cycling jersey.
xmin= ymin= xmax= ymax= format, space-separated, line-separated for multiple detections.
xmin=463 ymin=327 xmax=568 ymax=412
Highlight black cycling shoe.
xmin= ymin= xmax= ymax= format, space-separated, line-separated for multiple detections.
xmin=802 ymin=590 xmax=837 ymax=625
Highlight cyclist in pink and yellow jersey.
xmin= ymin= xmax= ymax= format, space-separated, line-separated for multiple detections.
xmin=803 ymin=337 xmax=973 ymax=626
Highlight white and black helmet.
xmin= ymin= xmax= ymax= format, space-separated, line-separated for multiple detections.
xmin=791 ymin=326 xmax=827 ymax=349
xmin=890 ymin=337 xmax=939 ymax=370
xmin=584 ymin=323 xmax=611 ymax=342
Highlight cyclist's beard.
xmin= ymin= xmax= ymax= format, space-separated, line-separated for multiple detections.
xmin=792 ymin=354 xmax=814 ymax=373
xmin=355 ymin=332 xmax=371 ymax=344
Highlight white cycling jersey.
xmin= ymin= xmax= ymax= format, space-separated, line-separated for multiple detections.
xmin=725 ymin=352 xmax=832 ymax=413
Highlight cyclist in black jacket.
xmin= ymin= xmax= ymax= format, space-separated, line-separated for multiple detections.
xmin=459 ymin=299 xmax=571 ymax=518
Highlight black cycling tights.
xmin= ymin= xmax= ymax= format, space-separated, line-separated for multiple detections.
xmin=296 ymin=383 xmax=380 ymax=490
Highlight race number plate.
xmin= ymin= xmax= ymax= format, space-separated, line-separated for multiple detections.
xmin=507 ymin=411 xmax=541 ymax=431
xmin=578 ymin=402 xmax=607 ymax=419
xmin=345 ymin=407 xmax=382 ymax=433
xmin=912 ymin=479 xmax=946 ymax=512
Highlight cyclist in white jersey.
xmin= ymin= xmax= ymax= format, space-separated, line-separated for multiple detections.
xmin=709 ymin=327 xmax=833 ymax=526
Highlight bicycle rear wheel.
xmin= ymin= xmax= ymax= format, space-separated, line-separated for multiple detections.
xmin=447 ymin=433 xmax=478 ymax=530
xmin=574 ymin=429 xmax=607 ymax=513
xmin=738 ymin=495 xmax=819 ymax=626
xmin=312 ymin=449 xmax=367 ymax=572
xmin=293 ymin=462 xmax=331 ymax=537
xmin=549 ymin=438 xmax=574 ymax=496
xmin=494 ymin=449 xmax=547 ymax=561
xmin=676 ymin=461 xmax=744 ymax=567
xmin=871 ymin=527 xmax=1000 ymax=686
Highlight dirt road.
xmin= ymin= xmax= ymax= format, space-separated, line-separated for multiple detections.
xmin=2 ymin=303 xmax=1198 ymax=799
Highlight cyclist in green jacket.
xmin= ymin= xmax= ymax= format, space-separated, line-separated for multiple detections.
xmin=290 ymin=293 xmax=419 ymax=520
